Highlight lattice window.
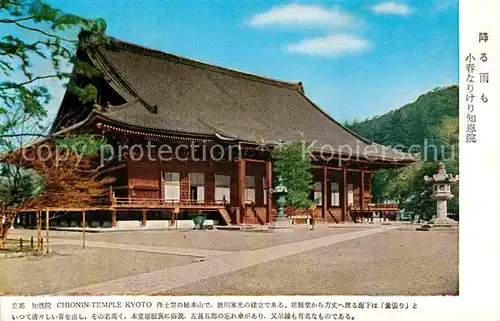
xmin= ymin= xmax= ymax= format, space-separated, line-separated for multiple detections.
xmin=244 ymin=176 xmax=256 ymax=202
xmin=347 ymin=184 xmax=354 ymax=205
xmin=215 ymin=174 xmax=230 ymax=202
xmin=164 ymin=172 xmax=180 ymax=201
xmin=331 ymin=182 xmax=340 ymax=206
xmin=215 ymin=174 xmax=230 ymax=187
xmin=313 ymin=181 xmax=322 ymax=205
xmin=165 ymin=172 xmax=180 ymax=184
xmin=263 ymin=177 xmax=268 ymax=205
xmin=190 ymin=173 xmax=205 ymax=186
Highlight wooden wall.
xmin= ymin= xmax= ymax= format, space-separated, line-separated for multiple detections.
xmin=125 ymin=156 xmax=372 ymax=224
xmin=126 ymin=158 xmax=268 ymax=206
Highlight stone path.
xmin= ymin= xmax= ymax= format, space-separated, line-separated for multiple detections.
xmin=50 ymin=239 xmax=233 ymax=258
xmin=53 ymin=226 xmax=398 ymax=295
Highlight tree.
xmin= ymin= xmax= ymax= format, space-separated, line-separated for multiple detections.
xmin=437 ymin=116 xmax=459 ymax=217
xmin=0 ymin=0 xmax=108 ymax=245
xmin=1 ymin=1 xmax=106 ymax=138
xmin=345 ymin=86 xmax=459 ymax=219
xmin=0 ymin=139 xmax=112 ymax=248
xmin=271 ymin=141 xmax=314 ymax=209
xmin=370 ymin=115 xmax=459 ymax=221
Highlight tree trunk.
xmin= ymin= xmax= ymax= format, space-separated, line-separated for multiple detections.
xmin=0 ymin=210 xmax=19 ymax=249
xmin=0 ymin=224 xmax=8 ymax=249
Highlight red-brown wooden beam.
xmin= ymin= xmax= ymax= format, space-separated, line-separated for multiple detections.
xmin=342 ymin=166 xmax=347 ymax=222
xmin=360 ymin=170 xmax=365 ymax=212
xmin=311 ymin=165 xmax=375 ymax=173
xmin=111 ymin=209 xmax=117 ymax=227
xmin=141 ymin=209 xmax=147 ymax=226
xmin=322 ymin=166 xmax=328 ymax=219
xmin=97 ymin=163 xmax=126 ymax=176
xmin=266 ymin=160 xmax=273 ymax=223
xmin=237 ymin=158 xmax=246 ymax=224
xmin=244 ymin=158 xmax=267 ymax=163
xmin=159 ymin=169 xmax=164 ymax=200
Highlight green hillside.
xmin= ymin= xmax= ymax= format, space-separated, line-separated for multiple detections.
xmin=345 ymin=85 xmax=458 ymax=150
xmin=345 ymin=85 xmax=459 ymax=220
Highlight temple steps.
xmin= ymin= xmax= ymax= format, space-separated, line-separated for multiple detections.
xmin=218 ymin=208 xmax=232 ymax=226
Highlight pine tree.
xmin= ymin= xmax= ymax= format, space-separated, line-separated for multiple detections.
xmin=271 ymin=142 xmax=314 ymax=209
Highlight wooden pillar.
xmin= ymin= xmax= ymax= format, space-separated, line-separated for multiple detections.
xmin=180 ymin=172 xmax=189 ymax=201
xmin=266 ymin=160 xmax=273 ymax=223
xmin=206 ymin=172 xmax=215 ymax=202
xmin=322 ymin=166 xmax=328 ymax=219
xmin=111 ymin=209 xmax=117 ymax=227
xmin=160 ymin=169 xmax=164 ymax=200
xmin=141 ymin=209 xmax=147 ymax=227
xmin=237 ymin=158 xmax=246 ymax=224
xmin=360 ymin=170 xmax=365 ymax=212
xmin=173 ymin=207 xmax=179 ymax=228
xmin=36 ymin=209 xmax=41 ymax=251
xmin=45 ymin=209 xmax=49 ymax=255
xmin=366 ymin=172 xmax=373 ymax=204
xmin=342 ymin=166 xmax=347 ymax=222
xmin=82 ymin=210 xmax=86 ymax=249
xmin=108 ymin=185 xmax=113 ymax=203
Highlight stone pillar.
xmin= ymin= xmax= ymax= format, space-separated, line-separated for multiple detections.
xmin=436 ymin=199 xmax=448 ymax=221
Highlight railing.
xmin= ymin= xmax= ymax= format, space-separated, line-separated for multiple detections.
xmin=366 ymin=203 xmax=399 ymax=210
xmin=112 ymin=197 xmax=227 ymax=207
xmin=348 ymin=203 xmax=398 ymax=212
xmin=347 ymin=203 xmax=399 ymax=223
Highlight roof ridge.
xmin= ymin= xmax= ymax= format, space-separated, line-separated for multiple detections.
xmin=106 ymin=36 xmax=303 ymax=91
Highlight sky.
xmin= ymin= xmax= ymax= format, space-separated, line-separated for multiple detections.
xmin=15 ymin=0 xmax=459 ymax=123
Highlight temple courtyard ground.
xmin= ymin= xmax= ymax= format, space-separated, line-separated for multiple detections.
xmin=0 ymin=224 xmax=458 ymax=296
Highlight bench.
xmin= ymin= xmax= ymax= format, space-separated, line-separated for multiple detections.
xmin=290 ymin=214 xmax=314 ymax=230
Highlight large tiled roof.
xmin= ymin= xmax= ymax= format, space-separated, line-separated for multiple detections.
xmin=88 ymin=37 xmax=416 ymax=162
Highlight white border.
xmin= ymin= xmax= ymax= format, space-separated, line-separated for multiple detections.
xmin=460 ymin=0 xmax=500 ymax=320
xmin=2 ymin=0 xmax=500 ymax=320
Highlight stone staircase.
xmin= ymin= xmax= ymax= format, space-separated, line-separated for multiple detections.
xmin=217 ymin=208 xmax=232 ymax=226
xmin=327 ymin=209 xmax=340 ymax=224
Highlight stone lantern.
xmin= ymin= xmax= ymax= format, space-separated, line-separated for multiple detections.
xmin=270 ymin=176 xmax=288 ymax=220
xmin=424 ymin=162 xmax=459 ymax=227
xmin=269 ymin=176 xmax=293 ymax=231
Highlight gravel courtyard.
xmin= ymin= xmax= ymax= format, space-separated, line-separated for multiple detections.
xmin=168 ymin=227 xmax=459 ymax=295
xmin=2 ymin=225 xmax=458 ymax=295
xmin=0 ymin=244 xmax=195 ymax=295
xmin=7 ymin=226 xmax=365 ymax=251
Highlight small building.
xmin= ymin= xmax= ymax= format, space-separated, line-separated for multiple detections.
xmin=21 ymin=36 xmax=417 ymax=228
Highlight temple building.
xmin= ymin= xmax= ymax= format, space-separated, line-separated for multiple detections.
xmin=20 ymin=36 xmax=417 ymax=229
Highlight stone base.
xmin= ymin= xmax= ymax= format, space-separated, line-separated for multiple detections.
xmin=268 ymin=218 xmax=294 ymax=232
xmin=429 ymin=218 xmax=458 ymax=227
